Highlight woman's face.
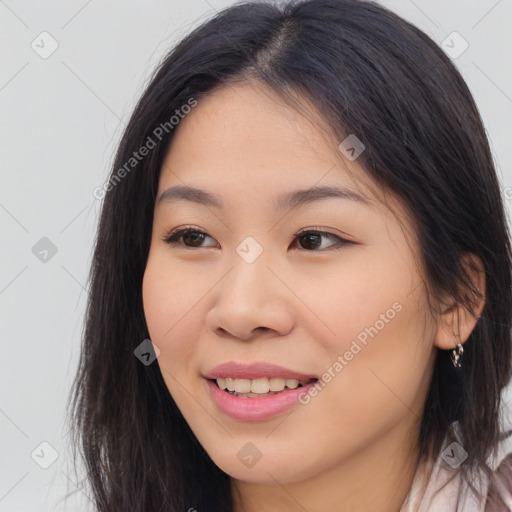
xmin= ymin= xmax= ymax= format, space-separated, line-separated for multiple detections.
xmin=142 ymin=81 xmax=438 ymax=484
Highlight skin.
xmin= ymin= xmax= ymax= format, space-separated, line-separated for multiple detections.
xmin=142 ymin=81 xmax=485 ymax=512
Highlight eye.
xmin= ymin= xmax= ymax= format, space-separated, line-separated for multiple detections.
xmin=162 ymin=226 xmax=217 ymax=248
xmin=161 ymin=226 xmax=353 ymax=251
xmin=290 ymin=228 xmax=352 ymax=251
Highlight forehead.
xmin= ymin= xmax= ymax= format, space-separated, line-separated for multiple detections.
xmin=159 ymin=81 xmax=377 ymax=202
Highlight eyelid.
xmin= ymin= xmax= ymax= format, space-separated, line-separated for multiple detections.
xmin=294 ymin=226 xmax=353 ymax=240
xmin=162 ymin=225 xmax=216 ymax=246
xmin=164 ymin=224 xmax=206 ymax=239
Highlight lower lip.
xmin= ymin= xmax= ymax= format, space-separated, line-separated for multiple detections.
xmin=205 ymin=378 xmax=317 ymax=421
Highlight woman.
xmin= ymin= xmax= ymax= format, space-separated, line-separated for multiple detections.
xmin=68 ymin=0 xmax=512 ymax=510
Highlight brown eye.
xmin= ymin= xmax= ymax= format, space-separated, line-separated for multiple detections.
xmin=292 ymin=230 xmax=351 ymax=251
xmin=163 ymin=227 xmax=352 ymax=251
xmin=163 ymin=228 xmax=217 ymax=248
xmin=182 ymin=231 xmax=206 ymax=247
xmin=298 ymin=233 xmax=323 ymax=250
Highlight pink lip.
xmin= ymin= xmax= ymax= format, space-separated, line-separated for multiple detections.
xmin=203 ymin=361 xmax=317 ymax=380
xmin=205 ymin=378 xmax=318 ymax=421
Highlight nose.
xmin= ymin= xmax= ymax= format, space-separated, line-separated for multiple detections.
xmin=205 ymin=251 xmax=295 ymax=342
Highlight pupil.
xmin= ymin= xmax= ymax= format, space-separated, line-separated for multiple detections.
xmin=184 ymin=231 xmax=204 ymax=246
xmin=301 ymin=234 xmax=320 ymax=250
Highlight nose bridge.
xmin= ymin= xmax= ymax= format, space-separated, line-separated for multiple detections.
xmin=227 ymin=235 xmax=272 ymax=300
xmin=235 ymin=234 xmax=267 ymax=266
xmin=206 ymin=235 xmax=295 ymax=339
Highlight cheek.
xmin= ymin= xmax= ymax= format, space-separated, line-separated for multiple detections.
xmin=142 ymin=272 xmax=173 ymax=347
xmin=308 ymin=259 xmax=433 ymax=424
xmin=315 ymin=293 xmax=433 ymax=440
xmin=142 ymin=256 xmax=201 ymax=370
xmin=300 ymin=258 xmax=406 ymax=352
xmin=143 ymin=252 xmax=202 ymax=339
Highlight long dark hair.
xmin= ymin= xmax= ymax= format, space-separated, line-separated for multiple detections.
xmin=67 ymin=1 xmax=512 ymax=510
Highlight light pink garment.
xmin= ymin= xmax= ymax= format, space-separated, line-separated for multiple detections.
xmin=400 ymin=425 xmax=512 ymax=512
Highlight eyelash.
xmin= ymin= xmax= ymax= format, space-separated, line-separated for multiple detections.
xmin=161 ymin=225 xmax=353 ymax=252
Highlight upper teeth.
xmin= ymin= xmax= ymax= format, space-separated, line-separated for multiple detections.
xmin=216 ymin=377 xmax=310 ymax=393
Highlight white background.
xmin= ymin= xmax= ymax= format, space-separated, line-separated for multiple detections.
xmin=1 ymin=0 xmax=511 ymax=510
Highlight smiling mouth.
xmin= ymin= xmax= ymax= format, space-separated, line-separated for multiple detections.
xmin=210 ymin=377 xmax=317 ymax=398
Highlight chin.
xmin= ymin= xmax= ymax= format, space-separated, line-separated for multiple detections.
xmin=206 ymin=445 xmax=320 ymax=484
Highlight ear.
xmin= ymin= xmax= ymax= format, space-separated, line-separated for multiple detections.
xmin=433 ymin=253 xmax=486 ymax=350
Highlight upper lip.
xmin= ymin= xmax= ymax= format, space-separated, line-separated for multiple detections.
xmin=203 ymin=361 xmax=318 ymax=380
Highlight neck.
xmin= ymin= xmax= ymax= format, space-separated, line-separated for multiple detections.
xmin=231 ymin=417 xmax=422 ymax=512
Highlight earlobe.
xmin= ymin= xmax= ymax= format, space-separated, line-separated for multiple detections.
xmin=433 ymin=253 xmax=486 ymax=351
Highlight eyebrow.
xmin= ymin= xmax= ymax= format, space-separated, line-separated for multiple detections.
xmin=157 ymin=184 xmax=371 ymax=211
